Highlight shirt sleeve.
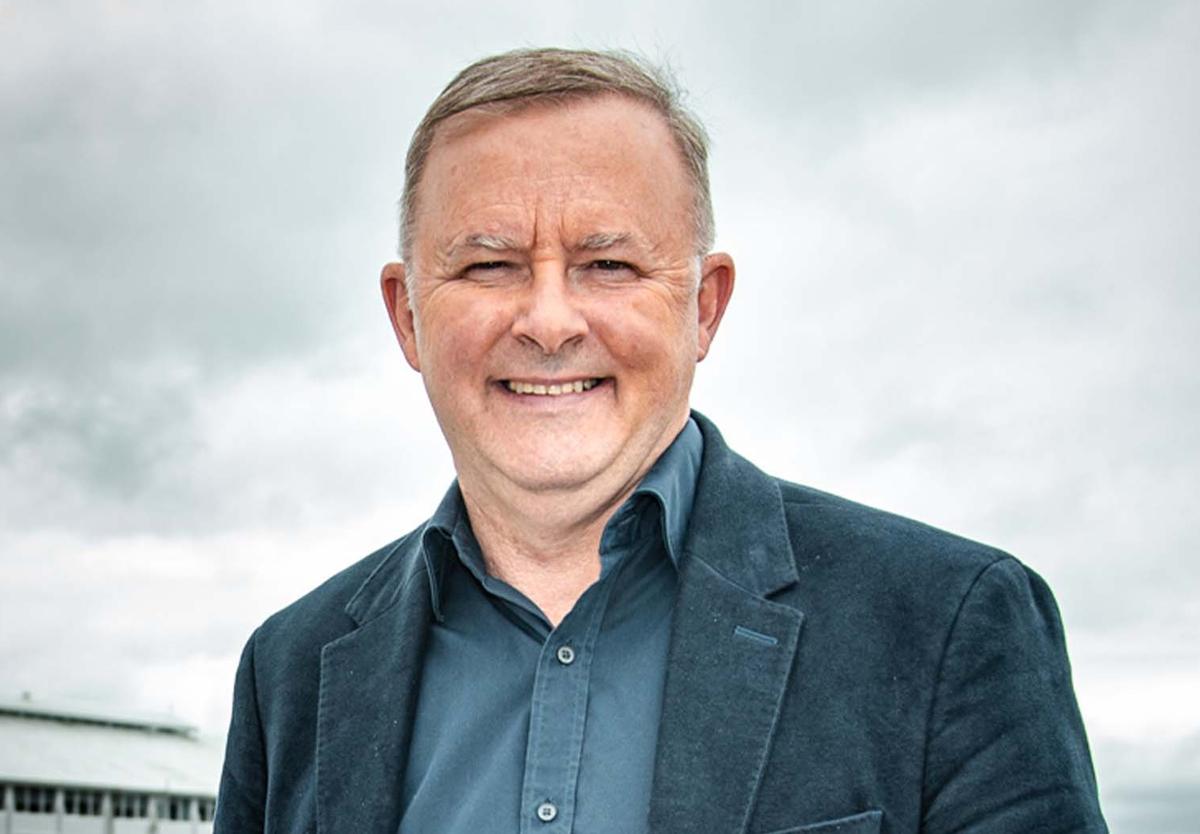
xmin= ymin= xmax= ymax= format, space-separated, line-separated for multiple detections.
xmin=213 ymin=628 xmax=267 ymax=833
xmin=921 ymin=557 xmax=1108 ymax=832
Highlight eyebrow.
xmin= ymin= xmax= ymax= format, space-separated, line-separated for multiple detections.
xmin=441 ymin=233 xmax=525 ymax=260
xmin=575 ymin=232 xmax=633 ymax=251
xmin=442 ymin=230 xmax=638 ymax=260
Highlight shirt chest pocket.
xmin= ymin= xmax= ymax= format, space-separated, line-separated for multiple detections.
xmin=761 ymin=809 xmax=882 ymax=834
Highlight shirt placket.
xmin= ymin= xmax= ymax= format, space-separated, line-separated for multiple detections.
xmin=518 ymin=514 xmax=635 ymax=833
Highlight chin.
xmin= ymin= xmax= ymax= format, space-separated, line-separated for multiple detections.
xmin=485 ymin=433 xmax=623 ymax=492
xmin=498 ymin=457 xmax=612 ymax=494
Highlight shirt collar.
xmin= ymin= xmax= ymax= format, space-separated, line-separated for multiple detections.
xmin=420 ymin=417 xmax=703 ymax=622
xmin=627 ymin=416 xmax=702 ymax=567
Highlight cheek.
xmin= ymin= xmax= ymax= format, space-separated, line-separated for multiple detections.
xmin=591 ymin=295 xmax=698 ymax=378
xmin=418 ymin=294 xmax=513 ymax=371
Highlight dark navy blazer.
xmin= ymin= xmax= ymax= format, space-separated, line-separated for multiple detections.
xmin=215 ymin=413 xmax=1107 ymax=833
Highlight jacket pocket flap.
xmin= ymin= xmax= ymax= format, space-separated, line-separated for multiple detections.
xmin=764 ymin=809 xmax=883 ymax=834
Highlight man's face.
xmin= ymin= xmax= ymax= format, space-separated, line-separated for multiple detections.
xmin=382 ymin=95 xmax=733 ymax=504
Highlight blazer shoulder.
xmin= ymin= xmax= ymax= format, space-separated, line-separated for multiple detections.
xmin=773 ymin=478 xmax=1017 ymax=607
xmin=779 ymin=479 xmax=1007 ymax=563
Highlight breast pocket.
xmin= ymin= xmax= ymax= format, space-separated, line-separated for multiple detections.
xmin=762 ymin=809 xmax=883 ymax=834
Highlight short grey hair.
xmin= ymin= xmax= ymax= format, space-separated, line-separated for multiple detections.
xmin=399 ymin=47 xmax=715 ymax=262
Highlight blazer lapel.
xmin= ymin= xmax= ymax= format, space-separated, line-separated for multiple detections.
xmin=316 ymin=534 xmax=433 ymax=834
xmin=650 ymin=413 xmax=805 ymax=834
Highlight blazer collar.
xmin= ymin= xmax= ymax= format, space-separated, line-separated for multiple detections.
xmin=685 ymin=410 xmax=799 ymax=596
xmin=319 ymin=532 xmax=432 ymax=830
xmin=342 ymin=521 xmax=433 ymax=628
xmin=318 ymin=531 xmax=431 ymax=833
xmin=650 ymin=411 xmax=805 ymax=834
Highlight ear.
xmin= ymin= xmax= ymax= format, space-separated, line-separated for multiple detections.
xmin=380 ymin=262 xmax=422 ymax=372
xmin=695 ymin=252 xmax=735 ymax=362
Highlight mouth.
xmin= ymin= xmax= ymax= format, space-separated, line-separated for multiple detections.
xmin=501 ymin=377 xmax=606 ymax=397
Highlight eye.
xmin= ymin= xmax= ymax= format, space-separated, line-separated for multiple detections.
xmin=467 ymin=260 xmax=512 ymax=272
xmin=588 ymin=259 xmax=634 ymax=273
xmin=460 ymin=260 xmax=517 ymax=279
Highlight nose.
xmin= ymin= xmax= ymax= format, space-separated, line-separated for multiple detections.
xmin=510 ymin=262 xmax=589 ymax=354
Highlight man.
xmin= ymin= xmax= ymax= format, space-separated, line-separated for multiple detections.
xmin=215 ymin=48 xmax=1107 ymax=833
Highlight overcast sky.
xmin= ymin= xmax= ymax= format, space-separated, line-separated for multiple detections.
xmin=2 ymin=1 xmax=1197 ymax=829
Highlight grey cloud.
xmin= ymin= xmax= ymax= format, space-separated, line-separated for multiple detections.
xmin=0 ymin=354 xmax=450 ymax=537
xmin=1095 ymin=733 xmax=1200 ymax=834
xmin=0 ymin=371 xmax=200 ymax=535
xmin=707 ymin=0 xmax=1160 ymax=105
xmin=0 ymin=3 xmax=436 ymax=537
xmin=1 ymin=2 xmax=422 ymax=389
xmin=1105 ymin=788 xmax=1200 ymax=834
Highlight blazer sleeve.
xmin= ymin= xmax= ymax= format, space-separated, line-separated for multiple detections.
xmin=921 ymin=557 xmax=1108 ymax=832
xmin=214 ymin=629 xmax=268 ymax=833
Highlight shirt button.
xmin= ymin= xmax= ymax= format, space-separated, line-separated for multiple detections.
xmin=556 ymin=645 xmax=576 ymax=665
xmin=536 ymin=801 xmax=558 ymax=822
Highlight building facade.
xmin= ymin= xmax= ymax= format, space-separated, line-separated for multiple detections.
xmin=0 ymin=695 xmax=222 ymax=834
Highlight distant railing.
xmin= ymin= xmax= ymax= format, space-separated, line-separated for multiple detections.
xmin=1 ymin=782 xmax=215 ymax=831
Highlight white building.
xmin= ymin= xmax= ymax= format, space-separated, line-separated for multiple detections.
xmin=0 ymin=694 xmax=223 ymax=834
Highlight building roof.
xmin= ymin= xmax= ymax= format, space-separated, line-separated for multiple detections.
xmin=0 ymin=694 xmax=197 ymax=735
xmin=0 ymin=695 xmax=223 ymax=795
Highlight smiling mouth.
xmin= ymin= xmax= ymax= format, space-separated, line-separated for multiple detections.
xmin=503 ymin=378 xmax=604 ymax=396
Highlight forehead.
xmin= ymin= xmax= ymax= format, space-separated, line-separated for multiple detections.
xmin=411 ymin=95 xmax=694 ymax=257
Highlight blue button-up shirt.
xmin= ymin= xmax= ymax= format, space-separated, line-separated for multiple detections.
xmin=398 ymin=419 xmax=702 ymax=833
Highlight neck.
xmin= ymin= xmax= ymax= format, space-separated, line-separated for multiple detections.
xmin=453 ymin=412 xmax=690 ymax=625
xmin=458 ymin=475 xmax=638 ymax=627
xmin=457 ymin=416 xmax=689 ymax=624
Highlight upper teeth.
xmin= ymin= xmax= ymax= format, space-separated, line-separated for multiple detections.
xmin=505 ymin=379 xmax=599 ymax=396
